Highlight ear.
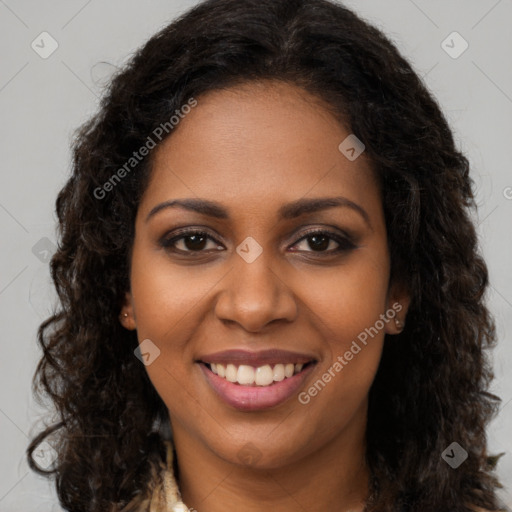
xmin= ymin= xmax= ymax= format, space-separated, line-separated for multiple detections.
xmin=384 ymin=281 xmax=411 ymax=335
xmin=119 ymin=291 xmax=137 ymax=331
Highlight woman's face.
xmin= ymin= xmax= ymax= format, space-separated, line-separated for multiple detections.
xmin=122 ymin=80 xmax=408 ymax=469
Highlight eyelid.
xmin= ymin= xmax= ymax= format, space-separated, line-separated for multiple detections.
xmin=159 ymin=227 xmax=223 ymax=251
xmin=289 ymin=226 xmax=357 ymax=247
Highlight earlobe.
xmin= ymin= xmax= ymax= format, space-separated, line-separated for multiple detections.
xmin=119 ymin=292 xmax=137 ymax=330
xmin=392 ymin=316 xmax=404 ymax=334
xmin=385 ymin=283 xmax=411 ymax=335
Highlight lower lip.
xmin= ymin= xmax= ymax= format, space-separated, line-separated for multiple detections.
xmin=198 ymin=363 xmax=315 ymax=411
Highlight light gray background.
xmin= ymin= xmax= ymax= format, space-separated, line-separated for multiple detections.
xmin=1 ymin=1 xmax=511 ymax=510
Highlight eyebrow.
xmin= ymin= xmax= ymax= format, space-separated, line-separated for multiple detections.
xmin=146 ymin=196 xmax=372 ymax=228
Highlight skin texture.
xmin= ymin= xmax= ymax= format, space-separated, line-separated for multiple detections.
xmin=120 ymin=80 xmax=410 ymax=512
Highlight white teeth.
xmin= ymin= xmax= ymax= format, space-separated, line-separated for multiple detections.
xmin=284 ymin=363 xmax=294 ymax=378
xmin=208 ymin=361 xmax=308 ymax=386
xmin=273 ymin=364 xmax=285 ymax=381
xmin=237 ymin=365 xmax=255 ymax=385
xmin=255 ymin=365 xmax=274 ymax=386
xmin=216 ymin=363 xmax=225 ymax=378
xmin=225 ymin=364 xmax=238 ymax=382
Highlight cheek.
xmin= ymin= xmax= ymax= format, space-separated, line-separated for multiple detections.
xmin=129 ymin=246 xmax=216 ymax=345
xmin=128 ymin=249 xmax=209 ymax=419
xmin=305 ymin=248 xmax=390 ymax=342
xmin=299 ymin=250 xmax=389 ymax=403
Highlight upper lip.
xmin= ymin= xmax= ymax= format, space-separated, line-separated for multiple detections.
xmin=198 ymin=349 xmax=316 ymax=367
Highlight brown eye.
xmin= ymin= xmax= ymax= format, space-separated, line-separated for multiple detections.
xmin=291 ymin=229 xmax=357 ymax=254
xmin=160 ymin=230 xmax=224 ymax=253
xmin=178 ymin=233 xmax=208 ymax=251
xmin=302 ymin=233 xmax=331 ymax=251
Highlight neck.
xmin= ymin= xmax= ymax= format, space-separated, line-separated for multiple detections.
xmin=171 ymin=413 xmax=371 ymax=512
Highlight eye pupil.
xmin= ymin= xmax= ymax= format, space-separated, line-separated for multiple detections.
xmin=185 ymin=234 xmax=207 ymax=250
xmin=308 ymin=234 xmax=329 ymax=251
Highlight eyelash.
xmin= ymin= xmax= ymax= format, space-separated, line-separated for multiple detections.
xmin=159 ymin=227 xmax=357 ymax=256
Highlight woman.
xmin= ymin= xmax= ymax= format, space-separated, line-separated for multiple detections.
xmin=27 ymin=0 xmax=507 ymax=510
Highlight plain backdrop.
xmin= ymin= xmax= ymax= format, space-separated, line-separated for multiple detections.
xmin=0 ymin=0 xmax=511 ymax=510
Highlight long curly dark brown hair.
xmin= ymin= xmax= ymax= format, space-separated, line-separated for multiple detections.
xmin=27 ymin=0 xmax=506 ymax=510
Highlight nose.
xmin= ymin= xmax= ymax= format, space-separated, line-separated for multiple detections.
xmin=214 ymin=250 xmax=298 ymax=332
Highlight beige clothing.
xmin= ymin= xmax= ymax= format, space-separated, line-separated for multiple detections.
xmin=120 ymin=440 xmax=189 ymax=512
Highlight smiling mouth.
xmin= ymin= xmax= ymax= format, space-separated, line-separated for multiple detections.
xmin=200 ymin=361 xmax=316 ymax=387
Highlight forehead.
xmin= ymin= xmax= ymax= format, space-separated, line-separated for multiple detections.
xmin=140 ymin=80 xmax=381 ymax=223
